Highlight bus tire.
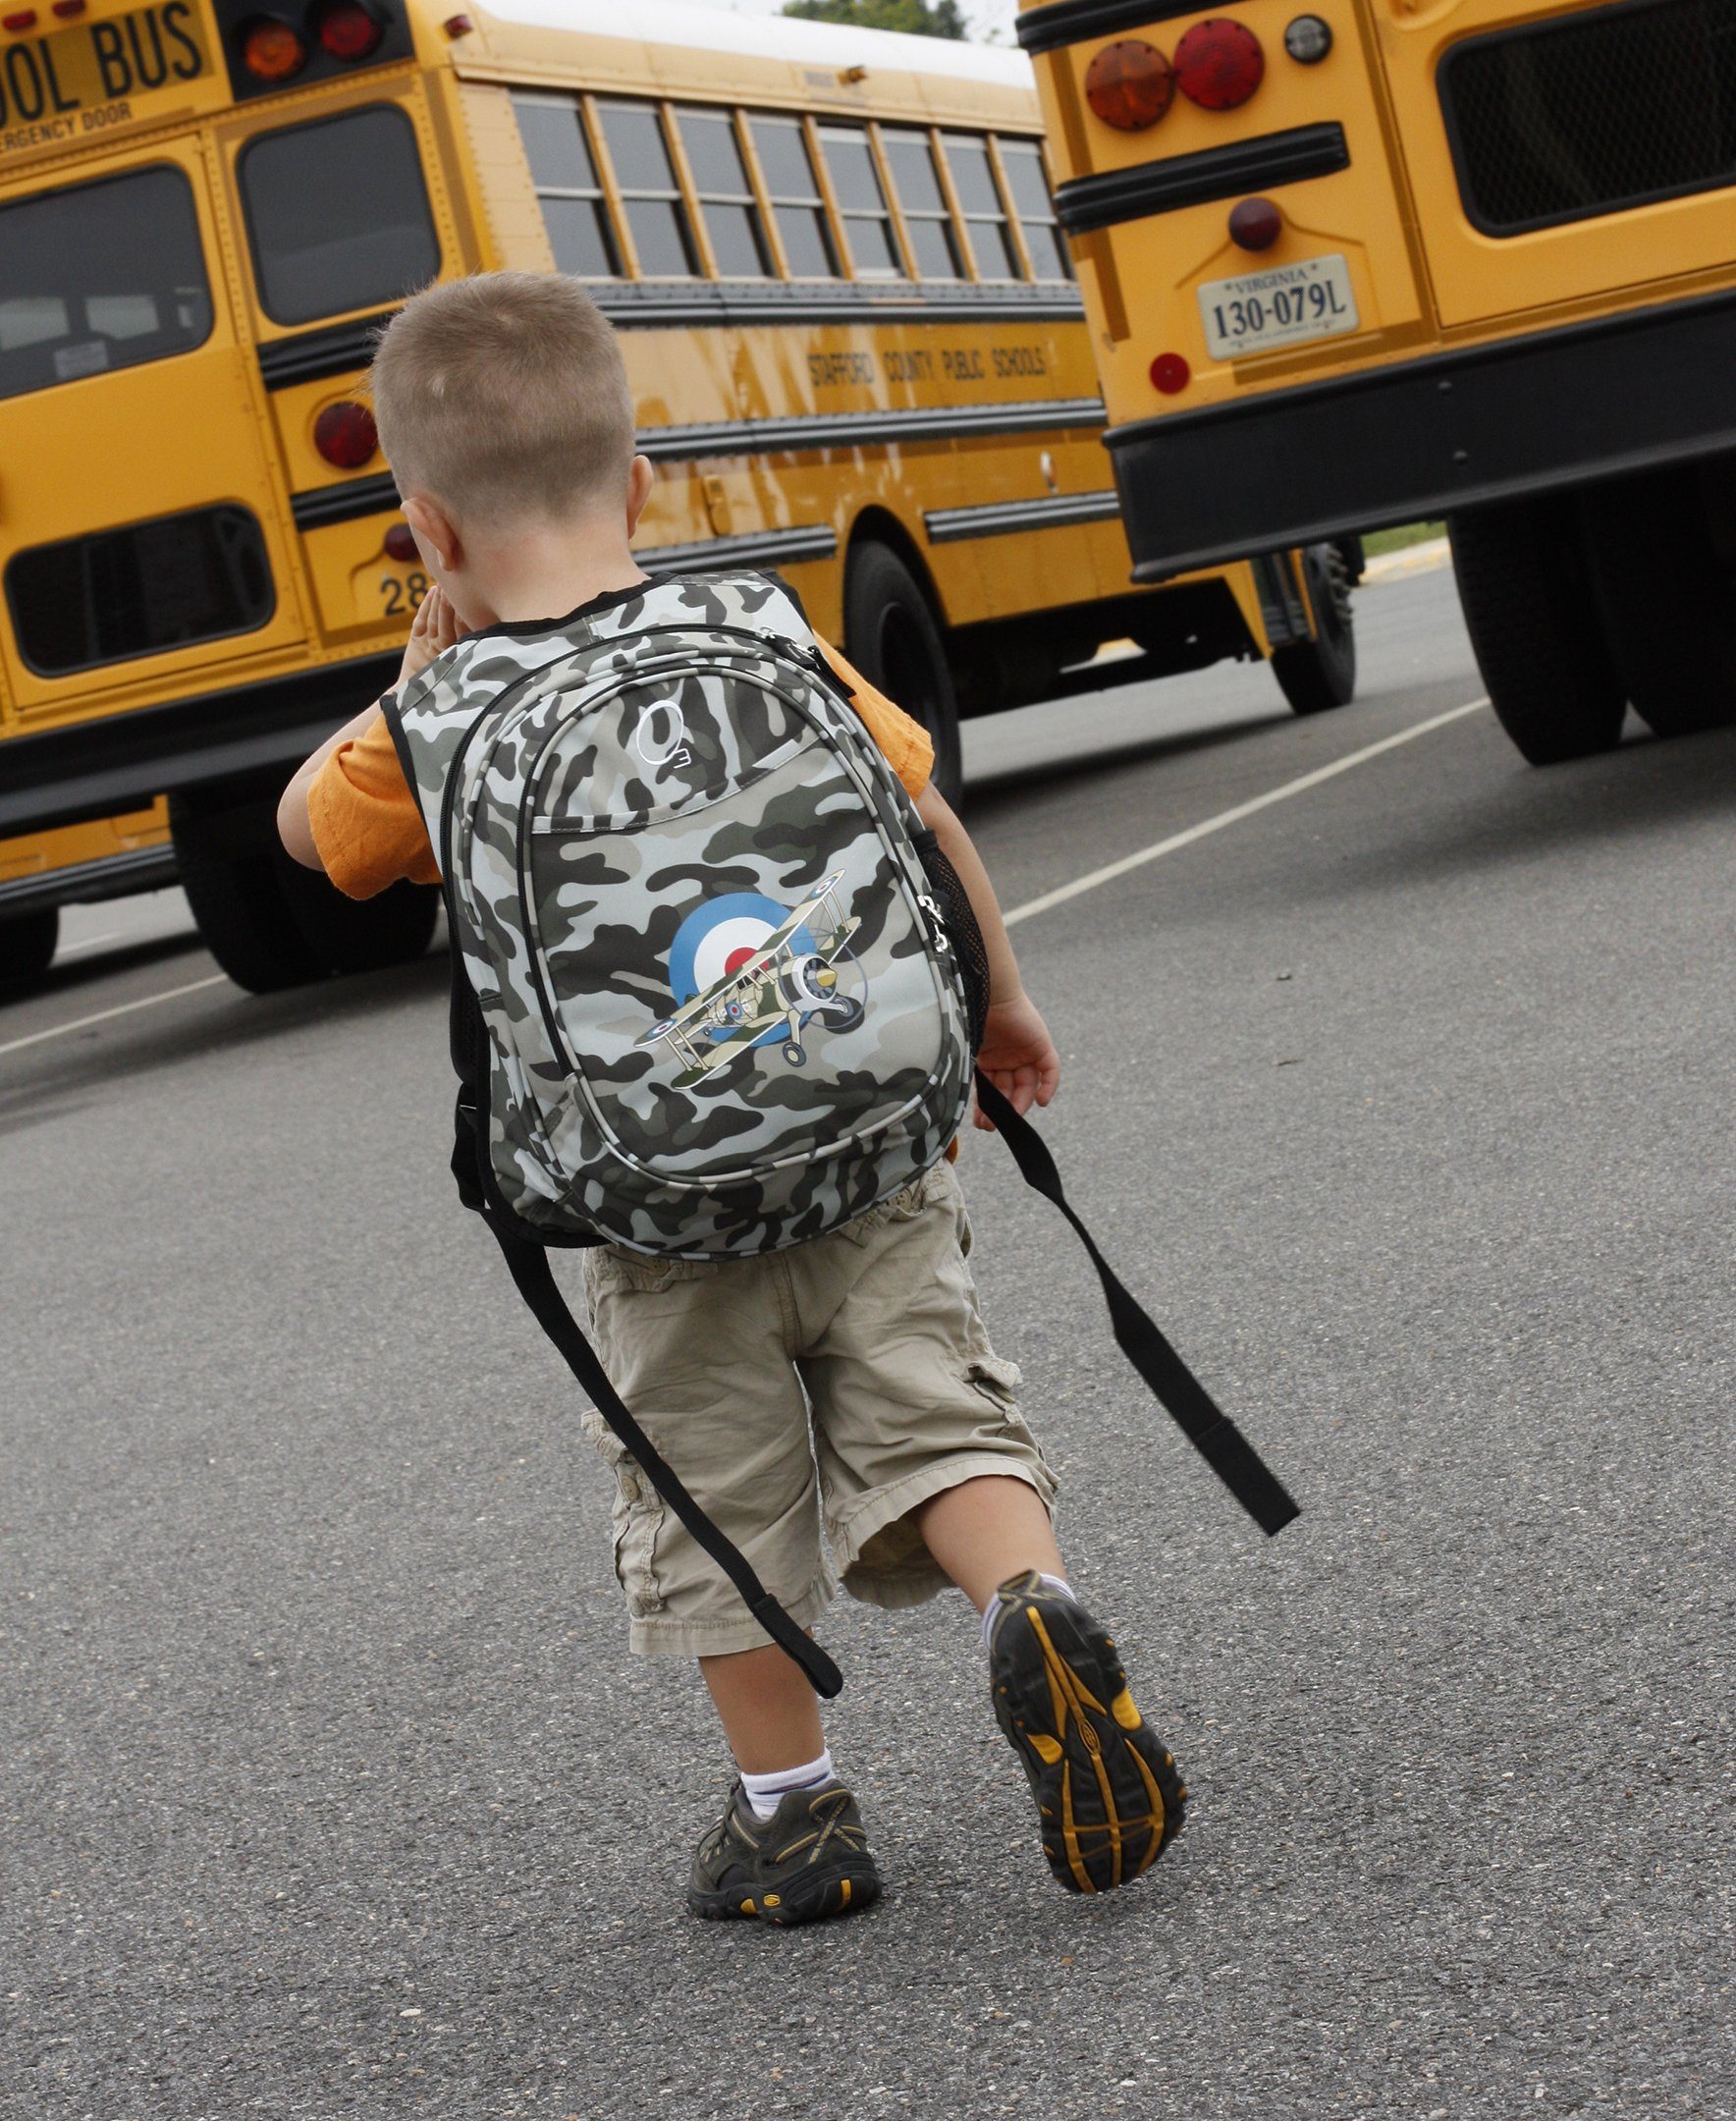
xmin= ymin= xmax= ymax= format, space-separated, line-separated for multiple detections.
xmin=1577 ymin=468 xmax=1736 ymax=739
xmin=1271 ymin=543 xmax=1357 ymax=716
xmin=843 ymin=540 xmax=963 ymax=806
xmin=281 ymin=869 xmax=441 ymax=978
xmin=171 ymin=792 xmax=327 ymax=994
xmin=1448 ymin=498 xmax=1627 ymax=765
xmin=1 ymin=907 xmax=59 ymax=988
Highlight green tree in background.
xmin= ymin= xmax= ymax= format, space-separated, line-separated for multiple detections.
xmin=782 ymin=0 xmax=969 ymax=37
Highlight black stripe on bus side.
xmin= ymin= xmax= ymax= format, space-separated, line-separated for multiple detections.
xmin=638 ymin=397 xmax=1108 ymax=463
xmin=923 ymin=489 xmax=1121 ymax=543
xmin=640 ymin=524 xmax=839 ymax=572
xmin=592 ymin=285 xmax=1085 ymax=329
xmin=291 ymin=474 xmax=401 ymax=530
xmin=1054 ymin=125 xmax=1350 ymax=234
xmin=1017 ymin=0 xmax=1243 ymax=55
xmin=258 ymin=312 xmax=398 ymax=391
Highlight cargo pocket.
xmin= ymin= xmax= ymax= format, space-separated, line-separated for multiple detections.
xmin=964 ymin=1351 xmax=1024 ymax=1425
xmin=577 ymin=1401 xmax=667 ymax=1618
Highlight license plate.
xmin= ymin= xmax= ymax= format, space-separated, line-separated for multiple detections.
xmin=0 ymin=2 xmax=209 ymax=160
xmin=1198 ymin=253 xmax=1359 ymax=360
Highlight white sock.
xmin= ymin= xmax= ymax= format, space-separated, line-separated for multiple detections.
xmin=980 ymin=1572 xmax=1075 ymax=1655
xmin=740 ymin=1747 xmax=835 ymax=1822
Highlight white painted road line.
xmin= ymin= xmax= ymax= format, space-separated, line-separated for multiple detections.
xmin=0 ymin=973 xmax=228 ymax=1060
xmin=1004 ymin=697 xmax=1489 ymax=928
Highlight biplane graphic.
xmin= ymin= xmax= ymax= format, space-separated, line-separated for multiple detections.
xmin=638 ymin=874 xmax=865 ymax=1086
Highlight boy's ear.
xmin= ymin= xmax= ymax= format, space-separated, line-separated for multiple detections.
xmin=403 ymin=494 xmax=461 ymax=573
xmin=624 ymin=455 xmax=655 ymax=538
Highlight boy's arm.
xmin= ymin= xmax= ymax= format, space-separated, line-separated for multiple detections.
xmin=277 ymin=701 xmax=395 ymax=871
xmin=914 ymin=781 xmax=1060 ymax=1131
xmin=278 ymin=585 xmax=462 ymax=878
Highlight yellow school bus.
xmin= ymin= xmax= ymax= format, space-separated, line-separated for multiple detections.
xmin=1018 ymin=0 xmax=1736 ymax=766
xmin=0 ymin=803 xmax=175 ymax=983
xmin=0 ymin=0 xmax=1354 ymax=994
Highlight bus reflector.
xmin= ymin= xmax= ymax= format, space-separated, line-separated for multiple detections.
xmin=314 ymin=0 xmax=384 ymax=60
xmin=1084 ymin=40 xmax=1175 ymax=131
xmin=49 ymin=0 xmax=85 ymax=16
xmin=1228 ymin=197 xmax=1282 ymax=250
xmin=1173 ymin=20 xmax=1265 ymax=110
xmin=384 ymin=523 xmax=418 ymax=562
xmin=313 ymin=402 xmax=379 ymax=468
xmin=2 ymin=8 xmax=38 ymax=27
xmin=1149 ymin=353 xmax=1190 ymax=395
xmin=240 ymin=17 xmax=308 ymax=81
xmin=1282 ymin=15 xmax=1332 ymax=64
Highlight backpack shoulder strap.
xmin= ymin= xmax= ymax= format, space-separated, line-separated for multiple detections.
xmin=974 ymin=1072 xmax=1300 ymax=1538
xmin=482 ymin=1209 xmax=845 ymax=1700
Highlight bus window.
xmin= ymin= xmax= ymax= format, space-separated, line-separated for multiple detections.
xmin=880 ymin=131 xmax=964 ymax=282
xmin=515 ymin=95 xmax=621 ymax=280
xmin=678 ymin=110 xmax=772 ymax=280
xmin=996 ymin=139 xmax=1072 ymax=284
xmin=943 ymin=135 xmax=1021 ymax=282
xmin=240 ymin=106 xmax=440 ymax=326
xmin=748 ymin=117 xmax=839 ymax=280
xmin=818 ymin=125 xmax=905 ymax=279
xmin=0 ymin=169 xmax=213 ymax=403
xmin=596 ymin=104 xmax=698 ymax=279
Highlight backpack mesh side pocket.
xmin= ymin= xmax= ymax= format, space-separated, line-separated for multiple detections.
xmin=913 ymin=827 xmax=990 ymax=1056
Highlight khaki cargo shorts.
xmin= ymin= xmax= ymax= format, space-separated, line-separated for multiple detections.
xmin=579 ymin=1158 xmax=1057 ymax=1657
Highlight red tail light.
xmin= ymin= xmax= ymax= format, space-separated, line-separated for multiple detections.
xmin=314 ymin=402 xmax=379 ymax=468
xmin=1173 ymin=19 xmax=1265 ymax=110
xmin=1084 ymin=40 xmax=1176 ymax=131
xmin=1149 ymin=353 xmax=1191 ymax=395
xmin=314 ymin=0 xmax=383 ymax=60
xmin=240 ymin=16 xmax=307 ymax=80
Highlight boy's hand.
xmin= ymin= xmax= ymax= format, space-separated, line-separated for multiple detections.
xmin=973 ymin=994 xmax=1060 ymax=1131
xmin=399 ymin=584 xmax=461 ymax=686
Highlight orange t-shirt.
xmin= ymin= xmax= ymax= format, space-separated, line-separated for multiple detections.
xmin=307 ymin=636 xmax=933 ymax=900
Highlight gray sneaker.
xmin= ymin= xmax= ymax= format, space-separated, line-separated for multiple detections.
xmin=987 ymin=1570 xmax=1186 ymax=1893
xmin=688 ymin=1778 xmax=882 ymax=1927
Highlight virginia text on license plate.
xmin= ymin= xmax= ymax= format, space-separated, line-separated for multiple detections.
xmin=1198 ymin=254 xmax=1358 ymax=360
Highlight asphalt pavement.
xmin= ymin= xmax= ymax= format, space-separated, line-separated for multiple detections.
xmin=4 ymin=560 xmax=1732 ymax=2120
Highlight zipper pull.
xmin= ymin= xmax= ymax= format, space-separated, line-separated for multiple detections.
xmin=918 ymin=893 xmax=951 ymax=952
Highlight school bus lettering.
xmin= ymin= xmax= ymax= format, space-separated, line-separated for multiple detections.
xmin=940 ymin=348 xmax=984 ymax=381
xmin=992 ymin=346 xmax=1048 ymax=379
xmin=883 ymin=350 xmax=933 ymax=384
xmin=0 ymin=2 xmax=206 ymax=152
xmin=807 ymin=351 xmax=875 ymax=388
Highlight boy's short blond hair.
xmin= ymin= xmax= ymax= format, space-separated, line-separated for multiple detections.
xmin=369 ymin=273 xmax=636 ymax=524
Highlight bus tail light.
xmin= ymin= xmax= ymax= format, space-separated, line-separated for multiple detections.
xmin=1173 ymin=20 xmax=1265 ymax=110
xmin=239 ymin=16 xmax=308 ymax=82
xmin=1228 ymin=197 xmax=1282 ymax=250
xmin=1084 ymin=40 xmax=1175 ymax=130
xmin=314 ymin=402 xmax=379 ymax=468
xmin=1149 ymin=353 xmax=1191 ymax=395
xmin=313 ymin=0 xmax=384 ymax=60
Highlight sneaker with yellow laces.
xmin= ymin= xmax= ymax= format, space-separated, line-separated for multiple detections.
xmin=986 ymin=1570 xmax=1185 ymax=1894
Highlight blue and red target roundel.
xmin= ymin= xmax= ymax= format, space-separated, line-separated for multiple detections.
xmin=668 ymin=894 xmax=816 ymax=1022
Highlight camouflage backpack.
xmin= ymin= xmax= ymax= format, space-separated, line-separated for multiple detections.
xmin=390 ymin=570 xmax=1296 ymax=1698
xmin=390 ymin=570 xmax=981 ymax=1264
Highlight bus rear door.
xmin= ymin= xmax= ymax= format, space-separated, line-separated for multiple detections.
xmin=0 ymin=133 xmax=304 ymax=730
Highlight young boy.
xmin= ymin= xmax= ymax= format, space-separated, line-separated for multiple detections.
xmin=279 ymin=274 xmax=1183 ymax=1924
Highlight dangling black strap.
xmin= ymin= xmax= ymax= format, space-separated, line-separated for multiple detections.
xmin=973 ymin=1071 xmax=1300 ymax=1538
xmin=482 ymin=1208 xmax=844 ymax=1700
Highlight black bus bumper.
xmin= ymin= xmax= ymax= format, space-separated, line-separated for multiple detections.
xmin=1106 ymin=283 xmax=1736 ymax=579
xmin=0 ymin=653 xmax=401 ymax=841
